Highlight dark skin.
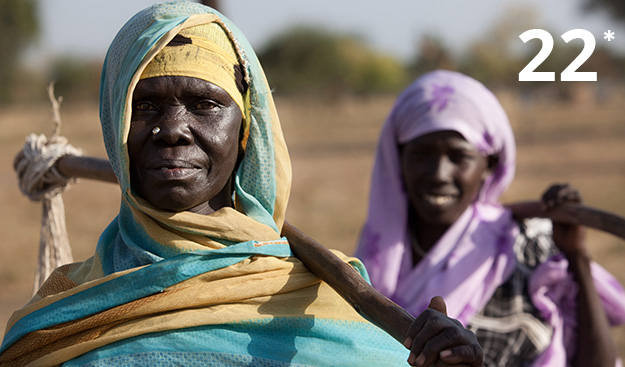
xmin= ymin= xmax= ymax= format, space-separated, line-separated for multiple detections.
xmin=400 ymin=131 xmax=487 ymax=366
xmin=128 ymin=76 xmax=242 ymax=215
xmin=400 ymin=131 xmax=616 ymax=366
xmin=128 ymin=76 xmax=484 ymax=367
xmin=405 ymin=297 xmax=483 ymax=367
xmin=400 ymin=131 xmax=493 ymax=255
xmin=543 ymin=184 xmax=616 ymax=367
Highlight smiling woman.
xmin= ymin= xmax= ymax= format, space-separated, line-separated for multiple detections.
xmin=356 ymin=69 xmax=625 ymax=366
xmin=400 ymin=131 xmax=492 ymax=244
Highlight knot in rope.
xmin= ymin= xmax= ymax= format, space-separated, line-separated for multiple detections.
xmin=13 ymin=133 xmax=83 ymax=201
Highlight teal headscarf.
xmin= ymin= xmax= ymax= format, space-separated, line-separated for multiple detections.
xmin=93 ymin=1 xmax=293 ymax=276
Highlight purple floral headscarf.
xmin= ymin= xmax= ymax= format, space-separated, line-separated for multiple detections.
xmin=356 ymin=70 xmax=517 ymax=314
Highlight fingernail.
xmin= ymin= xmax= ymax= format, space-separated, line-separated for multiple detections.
xmin=440 ymin=349 xmax=452 ymax=358
xmin=416 ymin=353 xmax=425 ymax=366
xmin=403 ymin=337 xmax=412 ymax=348
xmin=407 ymin=352 xmax=415 ymax=364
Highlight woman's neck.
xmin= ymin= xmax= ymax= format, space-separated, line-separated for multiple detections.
xmin=414 ymin=224 xmax=448 ymax=250
xmin=408 ymin=210 xmax=450 ymax=263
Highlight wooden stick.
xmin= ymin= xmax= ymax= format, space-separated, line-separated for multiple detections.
xmin=281 ymin=222 xmax=415 ymax=342
xmin=53 ymin=155 xmax=625 ymax=344
xmin=57 ymin=155 xmax=117 ymax=184
xmin=55 ymin=156 xmax=625 ymax=241
xmin=507 ymin=201 xmax=625 ymax=240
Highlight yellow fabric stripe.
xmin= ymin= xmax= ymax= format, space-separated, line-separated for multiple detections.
xmin=4 ymin=260 xmax=138 ymax=334
xmin=7 ymin=253 xmax=367 ymax=366
xmin=127 ymin=193 xmax=282 ymax=252
xmin=139 ymin=23 xmax=244 ymax=114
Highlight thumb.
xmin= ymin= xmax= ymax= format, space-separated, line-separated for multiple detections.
xmin=428 ymin=296 xmax=447 ymax=316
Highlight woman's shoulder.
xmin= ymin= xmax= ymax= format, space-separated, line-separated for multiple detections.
xmin=513 ymin=218 xmax=560 ymax=269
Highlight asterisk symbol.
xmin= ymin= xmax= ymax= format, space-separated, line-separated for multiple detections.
xmin=604 ymin=30 xmax=615 ymax=41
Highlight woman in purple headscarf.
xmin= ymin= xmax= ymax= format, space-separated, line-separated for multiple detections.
xmin=356 ymin=70 xmax=625 ymax=367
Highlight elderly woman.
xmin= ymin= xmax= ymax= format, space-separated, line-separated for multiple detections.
xmin=0 ymin=4 xmax=481 ymax=367
xmin=355 ymin=69 xmax=625 ymax=367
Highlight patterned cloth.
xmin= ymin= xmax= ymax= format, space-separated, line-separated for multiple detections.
xmin=469 ymin=219 xmax=558 ymax=367
xmin=0 ymin=3 xmax=409 ymax=366
xmin=355 ymin=70 xmax=625 ymax=366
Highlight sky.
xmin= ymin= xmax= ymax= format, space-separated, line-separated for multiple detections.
xmin=37 ymin=0 xmax=625 ymax=63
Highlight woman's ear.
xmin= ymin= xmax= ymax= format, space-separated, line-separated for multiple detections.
xmin=488 ymin=154 xmax=499 ymax=171
xmin=483 ymin=154 xmax=499 ymax=179
xmin=231 ymin=122 xmax=246 ymax=198
xmin=234 ymin=120 xmax=246 ymax=172
xmin=487 ymin=154 xmax=499 ymax=174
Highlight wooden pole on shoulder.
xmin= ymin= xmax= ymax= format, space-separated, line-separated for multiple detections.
xmin=54 ymin=155 xmax=625 ymax=242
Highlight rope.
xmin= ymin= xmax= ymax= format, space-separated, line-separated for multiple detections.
xmin=13 ymin=83 xmax=83 ymax=294
xmin=14 ymin=134 xmax=82 ymax=201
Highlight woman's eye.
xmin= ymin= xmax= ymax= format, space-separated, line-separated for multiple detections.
xmin=450 ymin=152 xmax=474 ymax=163
xmin=134 ymin=102 xmax=155 ymax=112
xmin=406 ymin=149 xmax=428 ymax=161
xmin=191 ymin=100 xmax=219 ymax=111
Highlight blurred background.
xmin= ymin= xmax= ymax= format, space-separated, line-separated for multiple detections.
xmin=2 ymin=0 xmax=625 ymax=355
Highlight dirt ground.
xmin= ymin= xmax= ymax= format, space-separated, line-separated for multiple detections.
xmin=1 ymin=92 xmax=625 ymax=356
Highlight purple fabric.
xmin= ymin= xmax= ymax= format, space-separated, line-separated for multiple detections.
xmin=355 ymin=70 xmax=517 ymax=310
xmin=530 ymin=254 xmax=625 ymax=366
xmin=355 ymin=70 xmax=625 ymax=366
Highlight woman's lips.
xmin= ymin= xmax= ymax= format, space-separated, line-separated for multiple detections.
xmin=422 ymin=194 xmax=456 ymax=206
xmin=147 ymin=160 xmax=204 ymax=179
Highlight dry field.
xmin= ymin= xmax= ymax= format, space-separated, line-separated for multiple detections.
xmin=1 ymin=91 xmax=625 ymax=356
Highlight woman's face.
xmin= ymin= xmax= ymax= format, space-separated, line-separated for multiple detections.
xmin=400 ymin=130 xmax=490 ymax=228
xmin=128 ymin=76 xmax=243 ymax=215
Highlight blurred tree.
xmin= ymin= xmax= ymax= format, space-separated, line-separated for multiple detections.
xmin=459 ymin=5 xmax=541 ymax=86
xmin=258 ymin=27 xmax=347 ymax=96
xmin=349 ymin=53 xmax=407 ymax=93
xmin=407 ymin=34 xmax=455 ymax=78
xmin=581 ymin=46 xmax=625 ymax=77
xmin=50 ymin=57 xmax=101 ymax=103
xmin=583 ymin=0 xmax=625 ymax=22
xmin=339 ymin=35 xmax=408 ymax=94
xmin=0 ymin=0 xmax=39 ymax=104
xmin=258 ymin=26 xmax=406 ymax=98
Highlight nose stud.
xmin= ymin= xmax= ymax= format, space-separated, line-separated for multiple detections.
xmin=152 ymin=126 xmax=161 ymax=135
